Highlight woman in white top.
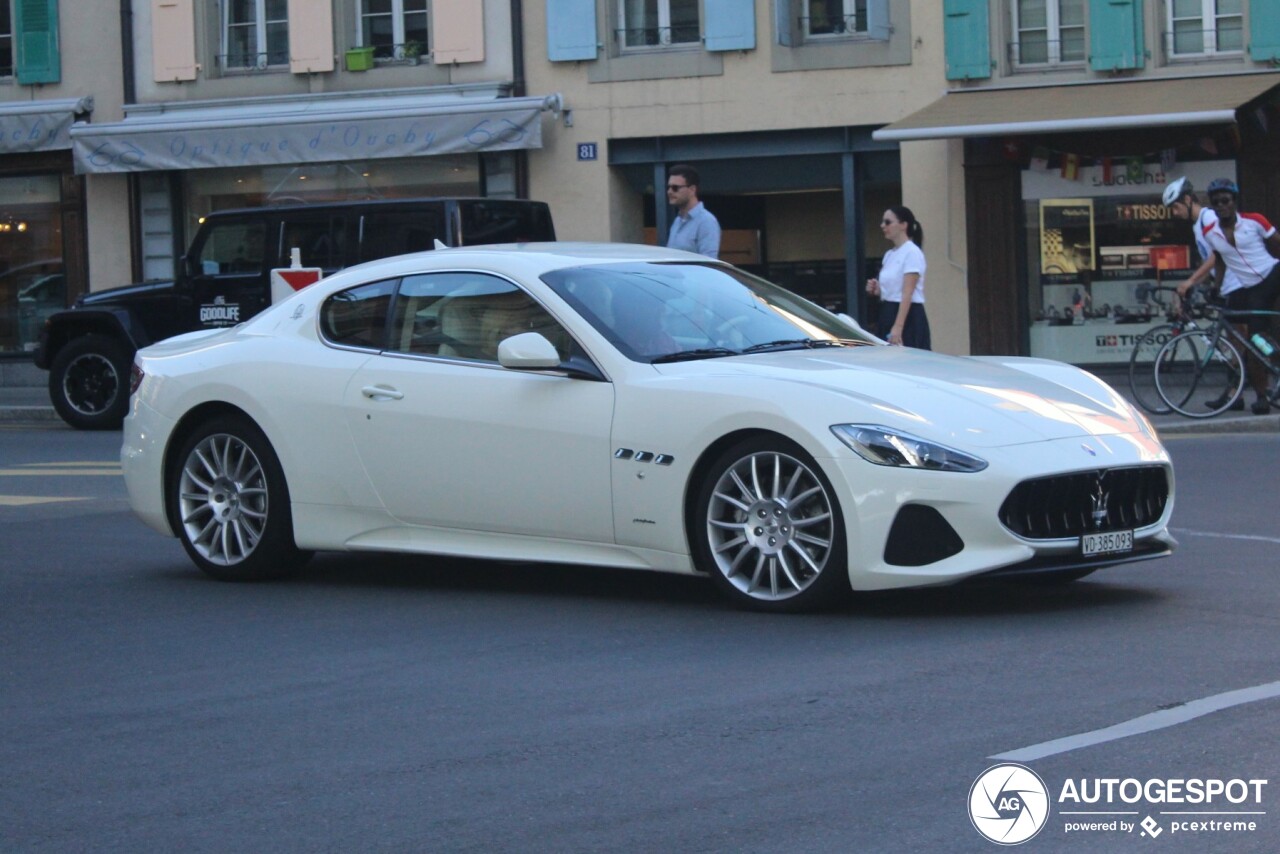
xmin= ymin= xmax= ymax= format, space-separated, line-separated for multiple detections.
xmin=866 ymin=206 xmax=931 ymax=349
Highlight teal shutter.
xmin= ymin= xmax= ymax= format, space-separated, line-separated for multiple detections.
xmin=1089 ymin=0 xmax=1145 ymax=71
xmin=706 ymin=0 xmax=756 ymax=51
xmin=547 ymin=0 xmax=599 ymax=61
xmin=15 ymin=0 xmax=61 ymax=84
xmin=1250 ymin=0 xmax=1280 ymax=62
xmin=943 ymin=0 xmax=991 ymax=80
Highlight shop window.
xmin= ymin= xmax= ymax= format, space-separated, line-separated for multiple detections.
xmin=617 ymin=0 xmax=700 ymax=49
xmin=0 ymin=174 xmax=64 ymax=355
xmin=1010 ymin=0 xmax=1085 ymax=67
xmin=221 ymin=0 xmax=289 ymax=71
xmin=1165 ymin=0 xmax=1243 ymax=59
xmin=358 ymin=0 xmax=428 ymax=61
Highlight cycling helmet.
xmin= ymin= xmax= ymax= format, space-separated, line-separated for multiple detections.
xmin=1207 ymin=177 xmax=1239 ymax=196
xmin=1162 ymin=176 xmax=1190 ymax=207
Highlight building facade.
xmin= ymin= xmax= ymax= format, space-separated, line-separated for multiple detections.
xmin=879 ymin=0 xmax=1280 ymax=362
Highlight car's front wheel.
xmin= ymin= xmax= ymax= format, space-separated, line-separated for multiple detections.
xmin=693 ymin=437 xmax=850 ymax=612
xmin=169 ymin=416 xmax=311 ymax=581
xmin=48 ymin=334 xmax=132 ymax=430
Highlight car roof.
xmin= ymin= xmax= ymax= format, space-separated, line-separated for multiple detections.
xmin=204 ymin=197 xmax=547 ymax=219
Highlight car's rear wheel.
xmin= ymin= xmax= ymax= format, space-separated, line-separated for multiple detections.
xmin=170 ymin=415 xmax=311 ymax=581
xmin=693 ymin=437 xmax=850 ymax=612
xmin=49 ymin=334 xmax=132 ymax=430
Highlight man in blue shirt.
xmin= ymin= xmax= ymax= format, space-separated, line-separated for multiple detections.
xmin=665 ymin=164 xmax=721 ymax=259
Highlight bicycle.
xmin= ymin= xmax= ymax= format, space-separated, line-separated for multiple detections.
xmin=1151 ymin=303 xmax=1280 ymax=418
xmin=1126 ymin=285 xmax=1208 ymax=415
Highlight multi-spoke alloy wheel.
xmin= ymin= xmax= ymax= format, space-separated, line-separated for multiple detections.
xmin=180 ymin=432 xmax=269 ymax=566
xmin=695 ymin=438 xmax=848 ymax=611
xmin=170 ymin=416 xmax=309 ymax=581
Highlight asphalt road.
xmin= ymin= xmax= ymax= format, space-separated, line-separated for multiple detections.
xmin=2 ymin=424 xmax=1278 ymax=853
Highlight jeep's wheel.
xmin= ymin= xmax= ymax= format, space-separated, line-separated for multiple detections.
xmin=49 ymin=334 xmax=132 ymax=430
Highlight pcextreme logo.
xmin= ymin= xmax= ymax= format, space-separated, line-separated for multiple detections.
xmin=969 ymin=763 xmax=1050 ymax=845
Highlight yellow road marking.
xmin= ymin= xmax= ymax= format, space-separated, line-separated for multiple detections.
xmin=0 ymin=496 xmax=90 ymax=506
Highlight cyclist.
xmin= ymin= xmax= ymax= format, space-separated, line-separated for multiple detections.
xmin=1198 ymin=178 xmax=1280 ymax=414
xmin=1164 ymin=177 xmax=1245 ymax=410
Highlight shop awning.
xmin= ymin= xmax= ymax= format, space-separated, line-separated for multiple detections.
xmin=873 ymin=73 xmax=1280 ymax=141
xmin=70 ymin=86 xmax=564 ymax=174
xmin=0 ymin=97 xmax=94 ymax=154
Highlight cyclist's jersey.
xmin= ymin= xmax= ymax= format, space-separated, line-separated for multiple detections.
xmin=1195 ymin=207 xmax=1243 ymax=295
xmin=1200 ymin=209 xmax=1279 ymax=290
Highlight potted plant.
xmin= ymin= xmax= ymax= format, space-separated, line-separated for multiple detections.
xmin=401 ymin=40 xmax=422 ymax=64
xmin=345 ymin=46 xmax=375 ymax=71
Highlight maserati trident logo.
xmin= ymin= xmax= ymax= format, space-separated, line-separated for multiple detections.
xmin=1089 ymin=473 xmax=1110 ymax=530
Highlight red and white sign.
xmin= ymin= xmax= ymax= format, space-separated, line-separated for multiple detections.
xmin=269 ymin=266 xmax=323 ymax=304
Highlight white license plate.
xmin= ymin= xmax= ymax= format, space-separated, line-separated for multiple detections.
xmin=1081 ymin=530 xmax=1133 ymax=556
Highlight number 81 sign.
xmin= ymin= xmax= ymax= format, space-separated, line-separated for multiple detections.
xmin=577 ymin=142 xmax=598 ymax=161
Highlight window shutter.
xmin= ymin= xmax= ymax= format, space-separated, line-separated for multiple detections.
xmin=774 ymin=0 xmax=793 ymax=46
xmin=1250 ymin=0 xmax=1280 ymax=62
xmin=866 ymin=0 xmax=891 ymax=41
xmin=15 ymin=0 xmax=60 ymax=84
xmin=547 ymin=0 xmax=598 ymax=61
xmin=1089 ymin=0 xmax=1144 ymax=71
xmin=705 ymin=0 xmax=755 ymax=51
xmin=943 ymin=0 xmax=990 ymax=80
xmin=152 ymin=0 xmax=198 ymax=81
xmin=287 ymin=0 xmax=334 ymax=73
xmin=433 ymin=0 xmax=486 ymax=63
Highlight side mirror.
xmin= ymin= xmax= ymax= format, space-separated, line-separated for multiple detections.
xmin=497 ymin=332 xmax=561 ymax=369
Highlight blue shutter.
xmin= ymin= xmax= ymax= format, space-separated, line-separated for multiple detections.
xmin=706 ymin=0 xmax=756 ymax=51
xmin=1089 ymin=0 xmax=1145 ymax=71
xmin=1250 ymin=0 xmax=1280 ymax=62
xmin=866 ymin=0 xmax=891 ymax=41
xmin=547 ymin=0 xmax=599 ymax=61
xmin=943 ymin=0 xmax=991 ymax=80
xmin=775 ymin=0 xmax=793 ymax=46
xmin=15 ymin=0 xmax=61 ymax=84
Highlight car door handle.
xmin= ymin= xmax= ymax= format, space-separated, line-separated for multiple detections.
xmin=361 ymin=384 xmax=404 ymax=401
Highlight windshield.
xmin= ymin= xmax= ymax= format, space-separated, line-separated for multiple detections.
xmin=541 ymin=262 xmax=876 ymax=363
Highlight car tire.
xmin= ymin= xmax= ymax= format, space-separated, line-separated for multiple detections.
xmin=693 ymin=436 xmax=850 ymax=612
xmin=169 ymin=415 xmax=312 ymax=582
xmin=48 ymin=334 xmax=132 ymax=430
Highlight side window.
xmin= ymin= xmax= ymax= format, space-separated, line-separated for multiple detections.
xmin=196 ymin=221 xmax=266 ymax=275
xmin=321 ymin=279 xmax=397 ymax=350
xmin=359 ymin=210 xmax=446 ymax=262
xmin=388 ymin=272 xmax=570 ymax=362
xmin=282 ymin=217 xmax=348 ymax=271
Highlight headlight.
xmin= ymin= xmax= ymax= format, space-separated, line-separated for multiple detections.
xmin=830 ymin=424 xmax=988 ymax=472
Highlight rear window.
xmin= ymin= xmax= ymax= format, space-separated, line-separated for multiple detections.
xmin=358 ymin=210 xmax=447 ymax=263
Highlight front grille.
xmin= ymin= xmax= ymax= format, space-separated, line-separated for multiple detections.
xmin=999 ymin=466 xmax=1169 ymax=540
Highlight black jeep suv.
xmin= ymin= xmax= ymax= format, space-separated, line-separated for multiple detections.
xmin=35 ymin=197 xmax=555 ymax=429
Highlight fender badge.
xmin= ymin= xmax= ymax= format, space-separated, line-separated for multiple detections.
xmin=291 ymin=305 xmax=305 ymax=320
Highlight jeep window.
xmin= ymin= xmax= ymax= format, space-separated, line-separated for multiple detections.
xmin=459 ymin=201 xmax=554 ymax=246
xmin=358 ymin=210 xmax=446 ymax=263
xmin=197 ymin=222 xmax=267 ymax=275
xmin=283 ymin=217 xmax=348 ymax=272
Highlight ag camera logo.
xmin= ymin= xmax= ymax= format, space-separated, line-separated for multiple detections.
xmin=970 ymin=763 xmax=1050 ymax=845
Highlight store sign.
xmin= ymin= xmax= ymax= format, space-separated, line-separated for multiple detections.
xmin=1022 ymin=161 xmax=1232 ymax=201
xmin=71 ymin=108 xmax=545 ymax=174
xmin=0 ymin=112 xmax=75 ymax=153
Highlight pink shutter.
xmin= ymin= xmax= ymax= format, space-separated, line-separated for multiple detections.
xmin=432 ymin=0 xmax=485 ymax=64
xmin=288 ymin=0 xmax=335 ymax=73
xmin=152 ymin=0 xmax=198 ymax=81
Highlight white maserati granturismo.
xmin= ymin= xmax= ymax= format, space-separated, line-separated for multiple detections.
xmin=122 ymin=243 xmax=1175 ymax=611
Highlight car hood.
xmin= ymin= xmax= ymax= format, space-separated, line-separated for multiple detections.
xmin=657 ymin=345 xmax=1152 ymax=449
xmin=77 ymin=279 xmax=177 ymax=307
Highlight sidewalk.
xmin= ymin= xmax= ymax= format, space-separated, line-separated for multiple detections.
xmin=1 ymin=359 xmax=1277 ymax=434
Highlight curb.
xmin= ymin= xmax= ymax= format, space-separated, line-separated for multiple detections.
xmin=0 ymin=406 xmax=61 ymax=423
xmin=1155 ymin=414 xmax=1280 ymax=436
